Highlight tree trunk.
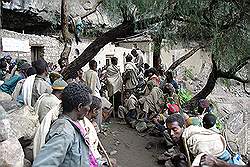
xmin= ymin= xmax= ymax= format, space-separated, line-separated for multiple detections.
xmin=60 ymin=0 xmax=72 ymax=61
xmin=152 ymin=36 xmax=162 ymax=70
xmin=62 ymin=21 xmax=135 ymax=79
xmin=167 ymin=45 xmax=201 ymax=72
xmin=184 ymin=55 xmax=218 ymax=109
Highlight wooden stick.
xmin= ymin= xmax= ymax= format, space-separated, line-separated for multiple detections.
xmin=98 ymin=140 xmax=113 ymax=167
xmin=183 ymin=138 xmax=192 ymax=167
xmin=112 ymin=95 xmax=115 ymax=118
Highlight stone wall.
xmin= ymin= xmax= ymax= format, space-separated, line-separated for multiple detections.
xmin=0 ymin=29 xmax=94 ymax=70
xmin=0 ymin=29 xmax=63 ymax=65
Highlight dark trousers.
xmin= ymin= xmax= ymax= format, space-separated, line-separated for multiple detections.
xmin=109 ymin=91 xmax=121 ymax=117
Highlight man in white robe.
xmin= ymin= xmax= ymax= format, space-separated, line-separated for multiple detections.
xmin=106 ymin=57 xmax=123 ymax=116
xmin=123 ymin=54 xmax=139 ymax=91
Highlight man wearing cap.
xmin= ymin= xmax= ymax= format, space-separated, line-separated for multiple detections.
xmin=34 ymin=78 xmax=68 ymax=123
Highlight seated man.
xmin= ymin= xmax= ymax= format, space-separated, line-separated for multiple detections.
xmin=100 ymin=96 xmax=113 ymax=122
xmin=142 ymin=80 xmax=163 ymax=120
xmin=118 ymin=90 xmax=139 ymax=124
xmin=165 ymin=114 xmax=239 ymax=167
xmin=203 ymin=113 xmax=220 ymax=133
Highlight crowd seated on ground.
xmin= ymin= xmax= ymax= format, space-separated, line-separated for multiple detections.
xmin=0 ymin=50 xmax=246 ymax=167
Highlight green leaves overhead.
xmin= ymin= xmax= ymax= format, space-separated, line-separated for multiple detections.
xmin=103 ymin=0 xmax=249 ymax=71
xmin=103 ymin=0 xmax=170 ymax=22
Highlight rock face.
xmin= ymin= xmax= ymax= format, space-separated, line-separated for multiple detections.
xmin=0 ymin=138 xmax=24 ymax=167
xmin=0 ymin=92 xmax=12 ymax=102
xmin=0 ymin=100 xmax=20 ymax=113
xmin=7 ymin=106 xmax=39 ymax=140
xmin=0 ymin=105 xmax=24 ymax=167
xmin=2 ymin=0 xmax=110 ymax=33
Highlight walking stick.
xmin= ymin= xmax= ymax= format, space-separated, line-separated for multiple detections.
xmin=183 ymin=138 xmax=192 ymax=167
xmin=98 ymin=140 xmax=113 ymax=167
xmin=112 ymin=94 xmax=115 ymax=118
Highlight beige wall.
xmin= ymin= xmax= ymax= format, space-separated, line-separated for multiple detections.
xmin=160 ymin=47 xmax=208 ymax=75
xmin=118 ymin=41 xmax=154 ymax=67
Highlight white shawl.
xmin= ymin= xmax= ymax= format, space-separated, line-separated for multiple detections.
xmin=22 ymin=74 xmax=36 ymax=107
xmin=106 ymin=64 xmax=123 ymax=97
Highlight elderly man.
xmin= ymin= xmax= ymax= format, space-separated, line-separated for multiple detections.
xmin=142 ymin=80 xmax=163 ymax=120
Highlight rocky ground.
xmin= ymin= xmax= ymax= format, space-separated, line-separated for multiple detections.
xmin=100 ymin=120 xmax=166 ymax=167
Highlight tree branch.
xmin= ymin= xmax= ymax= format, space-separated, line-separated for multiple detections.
xmin=243 ymin=83 xmax=250 ymax=95
xmin=60 ymin=0 xmax=72 ymax=60
xmin=80 ymin=0 xmax=103 ymax=19
xmin=62 ymin=20 xmax=135 ymax=79
xmin=167 ymin=45 xmax=202 ymax=72
xmin=218 ymin=70 xmax=249 ymax=83
xmin=228 ymin=56 xmax=250 ymax=74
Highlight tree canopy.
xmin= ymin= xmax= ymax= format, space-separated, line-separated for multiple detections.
xmin=63 ymin=0 xmax=249 ymax=97
xmin=103 ymin=0 xmax=249 ymax=70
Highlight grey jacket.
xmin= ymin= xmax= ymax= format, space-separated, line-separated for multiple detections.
xmin=33 ymin=115 xmax=102 ymax=167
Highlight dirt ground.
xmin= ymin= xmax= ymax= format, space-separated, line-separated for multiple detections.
xmin=99 ymin=119 xmax=166 ymax=167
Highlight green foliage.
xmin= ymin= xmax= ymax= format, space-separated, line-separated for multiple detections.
xmin=103 ymin=0 xmax=249 ymax=72
xmin=178 ymin=89 xmax=193 ymax=105
xmin=183 ymin=67 xmax=194 ymax=80
xmin=220 ymin=78 xmax=231 ymax=89
xmin=103 ymin=0 xmax=170 ymax=21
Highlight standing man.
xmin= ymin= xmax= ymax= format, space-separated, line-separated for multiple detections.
xmin=123 ymin=54 xmax=139 ymax=91
xmin=58 ymin=57 xmax=69 ymax=74
xmin=106 ymin=57 xmax=123 ymax=116
xmin=84 ymin=60 xmax=101 ymax=98
xmin=0 ymin=61 xmax=30 ymax=95
xmin=33 ymin=82 xmax=102 ymax=166
xmin=83 ymin=60 xmax=102 ymax=130
xmin=3 ymin=54 xmax=12 ymax=74
xmin=31 ymin=59 xmax=52 ymax=107
xmin=131 ymin=49 xmax=144 ymax=70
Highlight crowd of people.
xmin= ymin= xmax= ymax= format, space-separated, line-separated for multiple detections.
xmin=0 ymin=49 xmax=247 ymax=167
